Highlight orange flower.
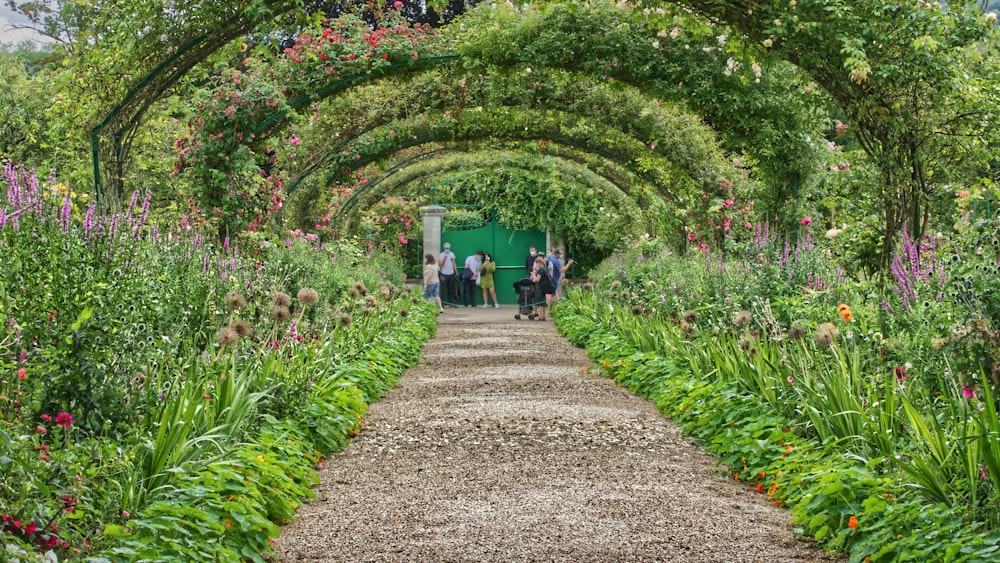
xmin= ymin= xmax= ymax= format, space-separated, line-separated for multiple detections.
xmin=848 ymin=516 xmax=858 ymax=529
xmin=837 ymin=303 xmax=853 ymax=322
xmin=768 ymin=482 xmax=778 ymax=496
xmin=756 ymin=483 xmax=764 ymax=493
xmin=759 ymin=471 xmax=766 ymax=479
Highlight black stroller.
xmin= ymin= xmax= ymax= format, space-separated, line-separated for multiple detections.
xmin=513 ymin=278 xmax=536 ymax=320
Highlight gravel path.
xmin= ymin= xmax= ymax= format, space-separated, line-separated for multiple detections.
xmin=273 ymin=307 xmax=839 ymax=562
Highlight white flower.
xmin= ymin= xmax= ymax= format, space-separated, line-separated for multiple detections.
xmin=717 ymin=34 xmax=726 ymax=45
xmin=670 ymin=26 xmax=680 ymax=39
xmin=763 ymin=38 xmax=773 ymax=48
xmin=658 ymin=29 xmax=668 ymax=37
xmin=652 ymin=40 xmax=660 ymax=49
xmin=987 ymin=12 xmax=997 ymax=25
xmin=160 ymin=33 xmax=168 ymax=42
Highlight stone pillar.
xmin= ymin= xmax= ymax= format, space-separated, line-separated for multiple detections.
xmin=420 ymin=205 xmax=447 ymax=258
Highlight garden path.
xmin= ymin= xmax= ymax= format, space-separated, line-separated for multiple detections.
xmin=273 ymin=306 xmax=839 ymax=562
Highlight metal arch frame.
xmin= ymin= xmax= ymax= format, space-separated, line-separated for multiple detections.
xmin=89 ymin=0 xmax=304 ymax=201
xmin=251 ymin=55 xmax=461 ymax=137
xmin=329 ymin=144 xmax=657 ymax=228
xmin=316 ymin=128 xmax=682 ymax=201
xmin=288 ymin=106 xmax=684 ymax=212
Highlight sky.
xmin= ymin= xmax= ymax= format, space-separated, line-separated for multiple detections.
xmin=0 ymin=5 xmax=50 ymax=47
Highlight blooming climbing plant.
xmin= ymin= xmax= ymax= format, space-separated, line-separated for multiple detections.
xmin=174 ymin=8 xmax=438 ymax=235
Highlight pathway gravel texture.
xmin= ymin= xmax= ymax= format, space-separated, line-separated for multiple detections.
xmin=273 ymin=306 xmax=840 ymax=562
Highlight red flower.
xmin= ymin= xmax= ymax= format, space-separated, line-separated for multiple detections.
xmin=800 ymin=217 xmax=812 ymax=226
xmin=35 ymin=426 xmax=46 ymax=434
xmin=17 ymin=368 xmax=26 ymax=380
xmin=56 ymin=412 xmax=73 ymax=428
xmin=894 ymin=367 xmax=907 ymax=381
xmin=40 ymin=414 xmax=52 ymax=422
xmin=848 ymin=516 xmax=858 ymax=529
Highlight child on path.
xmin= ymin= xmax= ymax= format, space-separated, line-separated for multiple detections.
xmin=422 ymin=253 xmax=444 ymax=313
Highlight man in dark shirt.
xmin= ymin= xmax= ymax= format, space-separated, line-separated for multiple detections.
xmin=525 ymin=245 xmax=539 ymax=275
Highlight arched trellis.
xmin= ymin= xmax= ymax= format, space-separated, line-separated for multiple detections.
xmin=265 ymin=63 xmax=734 ymax=204
xmin=89 ymin=0 xmax=302 ymax=204
xmin=140 ymin=4 xmax=800 ymax=224
xmin=325 ymin=147 xmax=650 ymax=233
xmin=295 ymin=105 xmax=715 ymax=208
xmin=321 ymin=148 xmax=661 ymax=251
xmin=91 ymin=0 xmax=972 ymax=233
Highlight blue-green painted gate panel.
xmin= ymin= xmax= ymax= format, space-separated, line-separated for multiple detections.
xmin=443 ymin=222 xmax=545 ymax=305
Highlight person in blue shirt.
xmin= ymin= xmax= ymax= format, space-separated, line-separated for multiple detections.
xmin=462 ymin=250 xmax=484 ymax=307
xmin=546 ymin=248 xmax=574 ymax=302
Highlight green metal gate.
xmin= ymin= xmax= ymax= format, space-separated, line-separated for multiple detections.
xmin=442 ymin=221 xmax=546 ymax=305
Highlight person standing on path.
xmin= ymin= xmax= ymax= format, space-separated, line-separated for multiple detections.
xmin=530 ymin=256 xmax=554 ymax=321
xmin=525 ymin=245 xmax=539 ymax=276
xmin=462 ymin=250 xmax=484 ymax=307
xmin=547 ymin=248 xmax=574 ymax=302
xmin=422 ymin=253 xmax=444 ymax=313
xmin=438 ymin=242 xmax=460 ymax=306
xmin=479 ymin=252 xmax=499 ymax=308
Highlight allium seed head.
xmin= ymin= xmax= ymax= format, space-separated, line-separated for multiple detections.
xmin=297 ymin=288 xmax=319 ymax=306
xmin=347 ymin=287 xmax=360 ymax=299
xmin=734 ymin=310 xmax=752 ymax=328
xmin=338 ymin=314 xmax=353 ymax=327
xmin=788 ymin=325 xmax=806 ymax=340
xmin=224 ymin=292 xmax=246 ymax=311
xmin=813 ymin=328 xmax=834 ymax=349
xmin=272 ymin=292 xmax=292 ymax=308
xmin=400 ymin=309 xmax=409 ymax=317
xmin=216 ymin=327 xmax=239 ymax=347
xmin=231 ymin=319 xmax=252 ymax=337
xmin=682 ymin=310 xmax=699 ymax=324
xmin=270 ymin=305 xmax=291 ymax=323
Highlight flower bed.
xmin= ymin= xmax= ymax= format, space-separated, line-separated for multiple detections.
xmin=0 ymin=165 xmax=437 ymax=561
xmin=553 ymin=289 xmax=1000 ymax=562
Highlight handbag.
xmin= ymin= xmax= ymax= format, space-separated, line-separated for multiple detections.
xmin=462 ymin=267 xmax=473 ymax=280
xmin=475 ymin=276 xmax=481 ymax=286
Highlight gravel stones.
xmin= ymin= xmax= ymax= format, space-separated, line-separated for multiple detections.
xmin=273 ymin=307 xmax=839 ymax=562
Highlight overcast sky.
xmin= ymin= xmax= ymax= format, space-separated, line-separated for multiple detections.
xmin=0 ymin=5 xmax=49 ymax=46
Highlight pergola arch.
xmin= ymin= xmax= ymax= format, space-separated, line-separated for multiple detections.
xmin=87 ymin=0 xmax=852 ymax=240
xmin=294 ymin=106 xmax=707 ymax=210
xmin=273 ymin=64 xmax=738 ymax=228
xmin=328 ymin=148 xmax=651 ymax=229
xmin=318 ymin=146 xmax=665 ymax=252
